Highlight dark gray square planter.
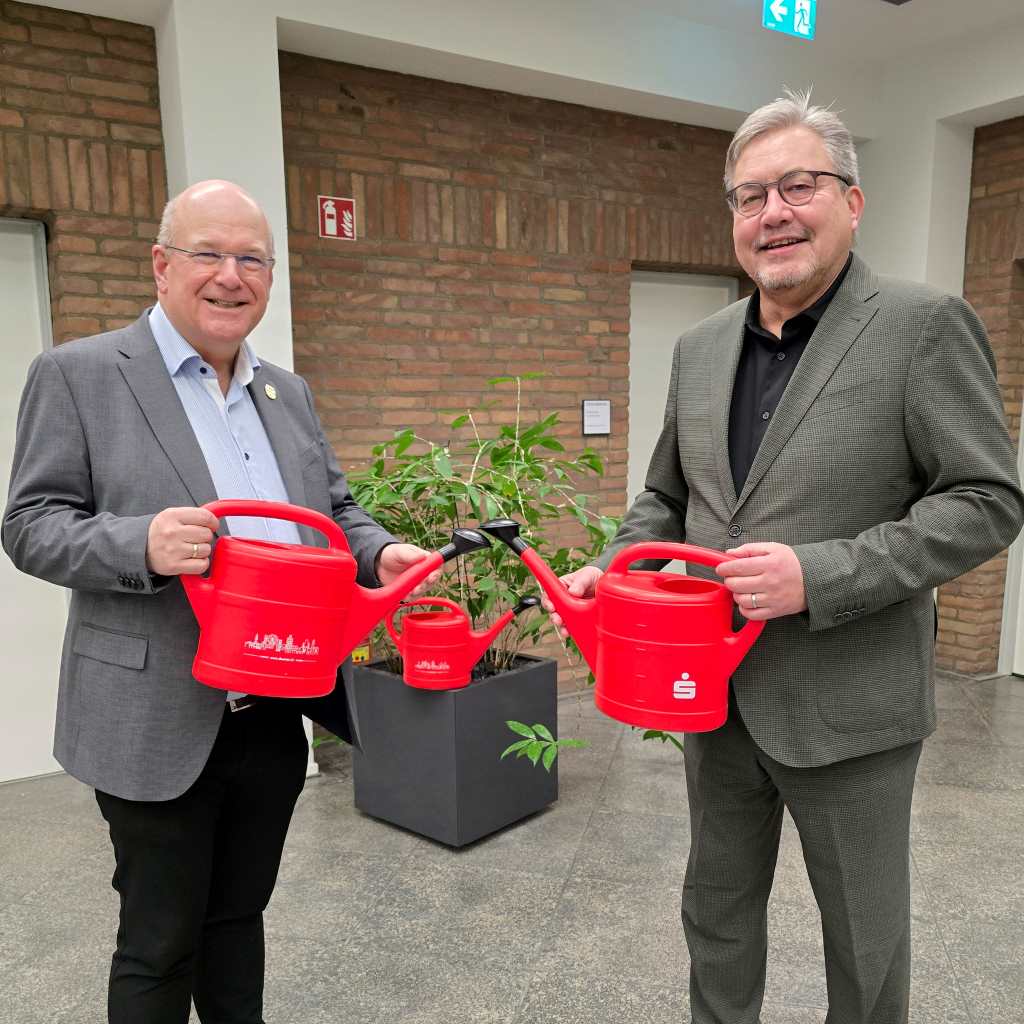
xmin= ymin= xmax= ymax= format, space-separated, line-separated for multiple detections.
xmin=349 ymin=654 xmax=558 ymax=847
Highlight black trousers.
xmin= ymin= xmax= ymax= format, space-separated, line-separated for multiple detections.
xmin=95 ymin=700 xmax=308 ymax=1024
xmin=682 ymin=694 xmax=922 ymax=1024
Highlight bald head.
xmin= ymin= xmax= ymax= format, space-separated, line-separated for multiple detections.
xmin=157 ymin=180 xmax=274 ymax=255
xmin=152 ymin=179 xmax=275 ymax=379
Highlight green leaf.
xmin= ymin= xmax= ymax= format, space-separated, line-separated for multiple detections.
xmin=542 ymin=743 xmax=557 ymax=772
xmin=500 ymin=738 xmax=533 ymax=759
xmin=535 ymin=437 xmax=565 ymax=452
xmin=525 ymin=740 xmax=544 ymax=765
xmin=450 ymin=413 xmax=469 ymax=428
xmin=433 ymin=450 xmax=453 ymax=478
xmin=533 ymin=722 xmax=554 ymax=742
xmin=505 ymin=720 xmax=535 ymax=739
xmin=393 ymin=428 xmax=415 ymax=457
xmin=641 ymin=730 xmax=685 ymax=754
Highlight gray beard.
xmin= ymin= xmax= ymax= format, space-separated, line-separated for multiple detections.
xmin=753 ymin=259 xmax=823 ymax=294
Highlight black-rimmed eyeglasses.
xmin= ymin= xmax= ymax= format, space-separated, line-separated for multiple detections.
xmin=161 ymin=245 xmax=276 ymax=273
xmin=725 ymin=170 xmax=852 ymax=218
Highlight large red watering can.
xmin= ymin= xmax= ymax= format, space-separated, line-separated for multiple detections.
xmin=386 ymin=595 xmax=540 ymax=690
xmin=181 ymin=499 xmax=489 ymax=698
xmin=479 ymin=519 xmax=764 ymax=732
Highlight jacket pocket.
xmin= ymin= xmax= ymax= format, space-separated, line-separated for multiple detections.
xmin=73 ymin=622 xmax=148 ymax=670
xmin=803 ymin=379 xmax=888 ymax=422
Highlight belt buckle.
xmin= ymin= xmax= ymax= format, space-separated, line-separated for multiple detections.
xmin=228 ymin=698 xmax=253 ymax=713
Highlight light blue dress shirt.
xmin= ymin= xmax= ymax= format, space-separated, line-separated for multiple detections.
xmin=148 ymin=303 xmax=301 ymax=545
xmin=149 ymin=303 xmax=302 ymax=699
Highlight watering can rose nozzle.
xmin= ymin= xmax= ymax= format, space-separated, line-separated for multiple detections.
xmin=513 ymin=595 xmax=540 ymax=615
xmin=478 ymin=518 xmax=528 ymax=554
xmin=439 ymin=528 xmax=492 ymax=562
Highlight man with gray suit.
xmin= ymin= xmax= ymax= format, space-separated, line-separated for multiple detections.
xmin=3 ymin=180 xmax=437 ymax=1023
xmin=550 ymin=91 xmax=1024 ymax=1022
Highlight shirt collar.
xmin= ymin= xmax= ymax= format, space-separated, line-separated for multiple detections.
xmin=148 ymin=302 xmax=260 ymax=385
xmin=745 ymin=252 xmax=854 ymax=336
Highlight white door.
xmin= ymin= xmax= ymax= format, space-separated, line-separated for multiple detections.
xmin=0 ymin=219 xmax=66 ymax=783
xmin=628 ymin=272 xmax=738 ymax=503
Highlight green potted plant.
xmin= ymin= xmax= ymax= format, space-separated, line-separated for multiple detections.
xmin=339 ymin=375 xmax=618 ymax=846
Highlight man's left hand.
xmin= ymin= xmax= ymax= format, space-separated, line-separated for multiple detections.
xmin=716 ymin=542 xmax=807 ymax=620
xmin=376 ymin=543 xmax=442 ymax=595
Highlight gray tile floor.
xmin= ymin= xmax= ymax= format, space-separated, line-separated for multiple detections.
xmin=1 ymin=671 xmax=1022 ymax=1023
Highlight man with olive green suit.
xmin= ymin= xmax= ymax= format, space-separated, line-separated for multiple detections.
xmin=552 ymin=91 xmax=1023 ymax=1023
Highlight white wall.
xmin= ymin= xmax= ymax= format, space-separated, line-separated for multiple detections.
xmin=628 ymin=273 xmax=737 ymax=503
xmin=0 ymin=221 xmax=65 ymax=783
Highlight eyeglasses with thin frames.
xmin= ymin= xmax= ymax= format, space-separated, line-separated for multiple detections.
xmin=725 ymin=169 xmax=852 ymax=218
xmin=161 ymin=245 xmax=276 ymax=273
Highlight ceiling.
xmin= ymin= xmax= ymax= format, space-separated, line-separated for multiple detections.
xmin=626 ymin=0 xmax=1024 ymax=63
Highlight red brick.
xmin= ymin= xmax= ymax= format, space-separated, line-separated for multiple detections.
xmin=85 ymin=56 xmax=157 ymax=85
xmin=29 ymin=26 xmax=104 ymax=53
xmin=109 ymin=124 xmax=161 ymax=145
xmin=105 ymin=38 xmax=154 ymax=62
xmin=69 ymin=75 xmax=150 ymax=102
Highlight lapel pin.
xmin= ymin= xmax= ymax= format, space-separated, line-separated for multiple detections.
xmin=264 ymin=383 xmax=277 ymax=400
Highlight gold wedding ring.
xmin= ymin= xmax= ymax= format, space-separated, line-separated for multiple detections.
xmin=192 ymin=542 xmax=199 ymax=559
xmin=750 ymin=593 xmax=759 ymax=609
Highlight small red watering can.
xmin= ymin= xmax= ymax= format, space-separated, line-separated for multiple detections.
xmin=479 ymin=519 xmax=764 ymax=732
xmin=386 ymin=595 xmax=540 ymax=690
xmin=181 ymin=499 xmax=489 ymax=698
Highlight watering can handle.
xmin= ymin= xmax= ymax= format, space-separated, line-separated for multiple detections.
xmin=201 ymin=499 xmax=351 ymax=553
xmin=385 ymin=597 xmax=467 ymax=645
xmin=605 ymin=541 xmax=728 ymax=577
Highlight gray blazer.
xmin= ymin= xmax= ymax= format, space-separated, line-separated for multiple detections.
xmin=599 ymin=254 xmax=1024 ymax=766
xmin=3 ymin=313 xmax=396 ymax=800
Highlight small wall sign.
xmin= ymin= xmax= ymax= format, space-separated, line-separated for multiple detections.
xmin=318 ymin=195 xmax=356 ymax=240
xmin=582 ymin=399 xmax=611 ymax=436
xmin=762 ymin=0 xmax=815 ymax=40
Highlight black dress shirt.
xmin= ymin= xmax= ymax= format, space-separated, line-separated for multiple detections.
xmin=728 ymin=254 xmax=852 ymax=495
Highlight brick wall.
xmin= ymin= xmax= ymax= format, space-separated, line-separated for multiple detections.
xmin=948 ymin=116 xmax=1024 ymax=676
xmin=280 ymin=53 xmax=740 ymax=512
xmin=279 ymin=54 xmax=745 ymax=684
xmin=0 ymin=1 xmax=165 ymax=343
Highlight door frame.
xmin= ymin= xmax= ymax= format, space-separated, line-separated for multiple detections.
xmin=1 ymin=219 xmax=53 ymax=350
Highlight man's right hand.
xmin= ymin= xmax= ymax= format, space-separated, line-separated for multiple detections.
xmin=146 ymin=507 xmax=219 ymax=576
xmin=541 ymin=565 xmax=603 ymax=637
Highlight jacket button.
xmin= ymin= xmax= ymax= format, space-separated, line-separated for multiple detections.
xmin=728 ymin=524 xmax=742 ymax=538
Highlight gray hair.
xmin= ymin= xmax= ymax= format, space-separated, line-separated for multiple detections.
xmin=156 ymin=194 xmax=178 ymax=247
xmin=724 ymin=87 xmax=859 ymax=192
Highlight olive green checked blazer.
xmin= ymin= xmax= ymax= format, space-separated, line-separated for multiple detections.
xmin=599 ymin=254 xmax=1024 ymax=766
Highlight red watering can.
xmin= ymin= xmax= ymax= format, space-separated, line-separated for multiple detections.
xmin=386 ymin=595 xmax=540 ymax=690
xmin=479 ymin=519 xmax=764 ymax=732
xmin=181 ymin=499 xmax=489 ymax=698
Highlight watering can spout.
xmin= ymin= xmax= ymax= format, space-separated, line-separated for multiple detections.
xmin=479 ymin=519 xmax=599 ymax=672
xmin=468 ymin=594 xmax=539 ymax=664
xmin=338 ymin=529 xmax=492 ymax=657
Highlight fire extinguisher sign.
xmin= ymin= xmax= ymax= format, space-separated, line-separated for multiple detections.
xmin=317 ymin=195 xmax=356 ymax=240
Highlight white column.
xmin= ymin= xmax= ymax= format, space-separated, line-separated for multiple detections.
xmin=154 ymin=1 xmax=294 ymax=370
xmin=154 ymin=3 xmax=316 ymax=770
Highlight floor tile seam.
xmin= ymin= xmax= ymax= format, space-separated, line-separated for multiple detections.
xmin=507 ymin=724 xmax=626 ymax=1019
xmin=909 ymin=847 xmax=976 ymax=1024
xmin=955 ymin=684 xmax=1012 ymax=746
